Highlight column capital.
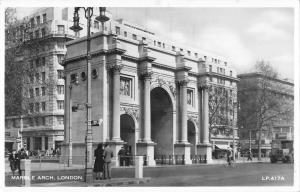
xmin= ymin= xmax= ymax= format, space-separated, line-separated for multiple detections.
xmin=177 ymin=79 xmax=189 ymax=87
xmin=198 ymin=80 xmax=210 ymax=90
xmin=140 ymin=71 xmax=153 ymax=80
xmin=110 ymin=64 xmax=123 ymax=73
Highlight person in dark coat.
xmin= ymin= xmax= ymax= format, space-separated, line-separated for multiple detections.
xmin=17 ymin=148 xmax=28 ymax=176
xmin=8 ymin=150 xmax=17 ymax=176
xmin=103 ymin=143 xmax=113 ymax=179
xmin=118 ymin=146 xmax=126 ymax=166
xmin=93 ymin=143 xmax=104 ymax=180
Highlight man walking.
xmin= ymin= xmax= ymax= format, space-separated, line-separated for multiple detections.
xmin=103 ymin=143 xmax=113 ymax=179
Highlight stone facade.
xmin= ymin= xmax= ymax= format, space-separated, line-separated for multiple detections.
xmin=62 ymin=17 xmax=238 ymax=166
xmin=5 ymin=7 xmax=80 ymax=152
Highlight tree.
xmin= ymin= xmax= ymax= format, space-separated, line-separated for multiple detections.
xmin=209 ymin=85 xmax=235 ymax=141
xmin=238 ymin=60 xmax=293 ymax=160
xmin=5 ymin=8 xmax=59 ymax=117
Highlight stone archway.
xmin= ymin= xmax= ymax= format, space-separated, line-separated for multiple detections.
xmin=151 ymin=87 xmax=173 ymax=156
xmin=188 ymin=120 xmax=197 ymax=156
xmin=120 ymin=114 xmax=135 ymax=156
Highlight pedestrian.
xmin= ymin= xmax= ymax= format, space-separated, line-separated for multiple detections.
xmin=93 ymin=143 xmax=104 ymax=180
xmin=227 ymin=149 xmax=232 ymax=166
xmin=118 ymin=146 xmax=126 ymax=166
xmin=247 ymin=150 xmax=252 ymax=161
xmin=17 ymin=148 xmax=28 ymax=176
xmin=103 ymin=143 xmax=113 ymax=180
xmin=8 ymin=150 xmax=18 ymax=176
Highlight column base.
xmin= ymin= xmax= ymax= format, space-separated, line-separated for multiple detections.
xmin=137 ymin=141 xmax=156 ymax=166
xmin=174 ymin=143 xmax=192 ymax=165
xmin=106 ymin=140 xmax=126 ymax=167
xmin=197 ymin=143 xmax=212 ymax=164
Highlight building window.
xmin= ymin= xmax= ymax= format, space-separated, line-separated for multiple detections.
xmin=36 ymin=16 xmax=40 ymax=25
xmin=34 ymin=117 xmax=40 ymax=127
xmin=30 ymin=18 xmax=35 ymax=28
xmin=57 ymin=85 xmax=64 ymax=95
xmin=30 ymin=89 xmax=34 ymax=98
xmin=115 ymin=26 xmax=120 ymax=35
xmin=29 ymin=103 xmax=34 ymax=113
xmin=41 ymin=87 xmax=46 ymax=96
xmin=132 ymin=34 xmax=137 ymax=40
xmin=230 ymin=81 xmax=232 ymax=86
xmin=41 ymin=57 xmax=46 ymax=66
xmin=35 ymin=73 xmax=40 ymax=82
xmin=41 ymin=28 xmax=46 ymax=37
xmin=94 ymin=21 xmax=99 ymax=29
xmin=29 ymin=118 xmax=34 ymax=126
xmin=35 ymin=30 xmax=40 ymax=38
xmin=42 ymin=72 xmax=46 ymax=83
xmin=124 ymin=31 xmax=127 ymax=37
xmin=57 ymin=70 xmax=64 ymax=79
xmin=187 ymin=89 xmax=194 ymax=106
xmin=57 ymin=100 xmax=64 ymax=109
xmin=57 ymin=116 xmax=64 ymax=125
xmin=35 ymin=102 xmax=40 ymax=112
xmin=42 ymin=14 xmax=47 ymax=23
xmin=57 ymin=54 xmax=64 ymax=64
xmin=42 ymin=102 xmax=46 ymax=111
xmin=57 ymin=25 xmax=65 ymax=34
xmin=35 ymin=88 xmax=40 ymax=97
xmin=120 ymin=77 xmax=132 ymax=97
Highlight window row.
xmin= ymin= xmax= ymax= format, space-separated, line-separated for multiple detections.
xmin=29 ymin=102 xmax=46 ymax=113
xmin=30 ymin=13 xmax=47 ymax=28
xmin=29 ymin=72 xmax=46 ymax=84
xmin=29 ymin=57 xmax=46 ymax=68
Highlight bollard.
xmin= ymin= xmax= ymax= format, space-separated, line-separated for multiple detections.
xmin=135 ymin=156 xmax=143 ymax=179
xmin=20 ymin=159 xmax=31 ymax=187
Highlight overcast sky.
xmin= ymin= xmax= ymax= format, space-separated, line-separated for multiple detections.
xmin=16 ymin=7 xmax=294 ymax=80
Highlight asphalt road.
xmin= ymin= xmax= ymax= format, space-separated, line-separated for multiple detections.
xmin=5 ymin=162 xmax=293 ymax=186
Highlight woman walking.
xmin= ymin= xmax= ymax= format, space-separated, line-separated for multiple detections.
xmin=93 ymin=143 xmax=104 ymax=180
xmin=8 ymin=150 xmax=17 ymax=176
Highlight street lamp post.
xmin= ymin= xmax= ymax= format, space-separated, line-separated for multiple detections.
xmin=69 ymin=7 xmax=109 ymax=183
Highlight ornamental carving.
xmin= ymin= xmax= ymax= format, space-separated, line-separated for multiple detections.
xmin=198 ymin=80 xmax=211 ymax=90
xmin=151 ymin=77 xmax=176 ymax=98
xmin=120 ymin=106 xmax=140 ymax=122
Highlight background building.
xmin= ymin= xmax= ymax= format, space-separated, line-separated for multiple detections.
xmin=62 ymin=11 xmax=238 ymax=166
xmin=237 ymin=72 xmax=294 ymax=157
xmin=5 ymin=7 xmax=81 ymax=152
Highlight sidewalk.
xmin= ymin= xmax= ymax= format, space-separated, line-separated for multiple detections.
xmin=5 ymin=157 xmax=270 ymax=174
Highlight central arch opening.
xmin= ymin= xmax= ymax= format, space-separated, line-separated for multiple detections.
xmin=151 ymin=87 xmax=173 ymax=156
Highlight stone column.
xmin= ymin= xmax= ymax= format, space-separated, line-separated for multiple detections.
xmin=174 ymin=79 xmax=192 ymax=165
xmin=142 ymin=72 xmax=152 ymax=142
xmin=202 ymin=85 xmax=210 ymax=144
xmin=197 ymin=81 xmax=212 ymax=163
xmin=179 ymin=80 xmax=189 ymax=143
xmin=111 ymin=65 xmax=123 ymax=141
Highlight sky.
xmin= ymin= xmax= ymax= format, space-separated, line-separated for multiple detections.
xmin=16 ymin=7 xmax=295 ymax=80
